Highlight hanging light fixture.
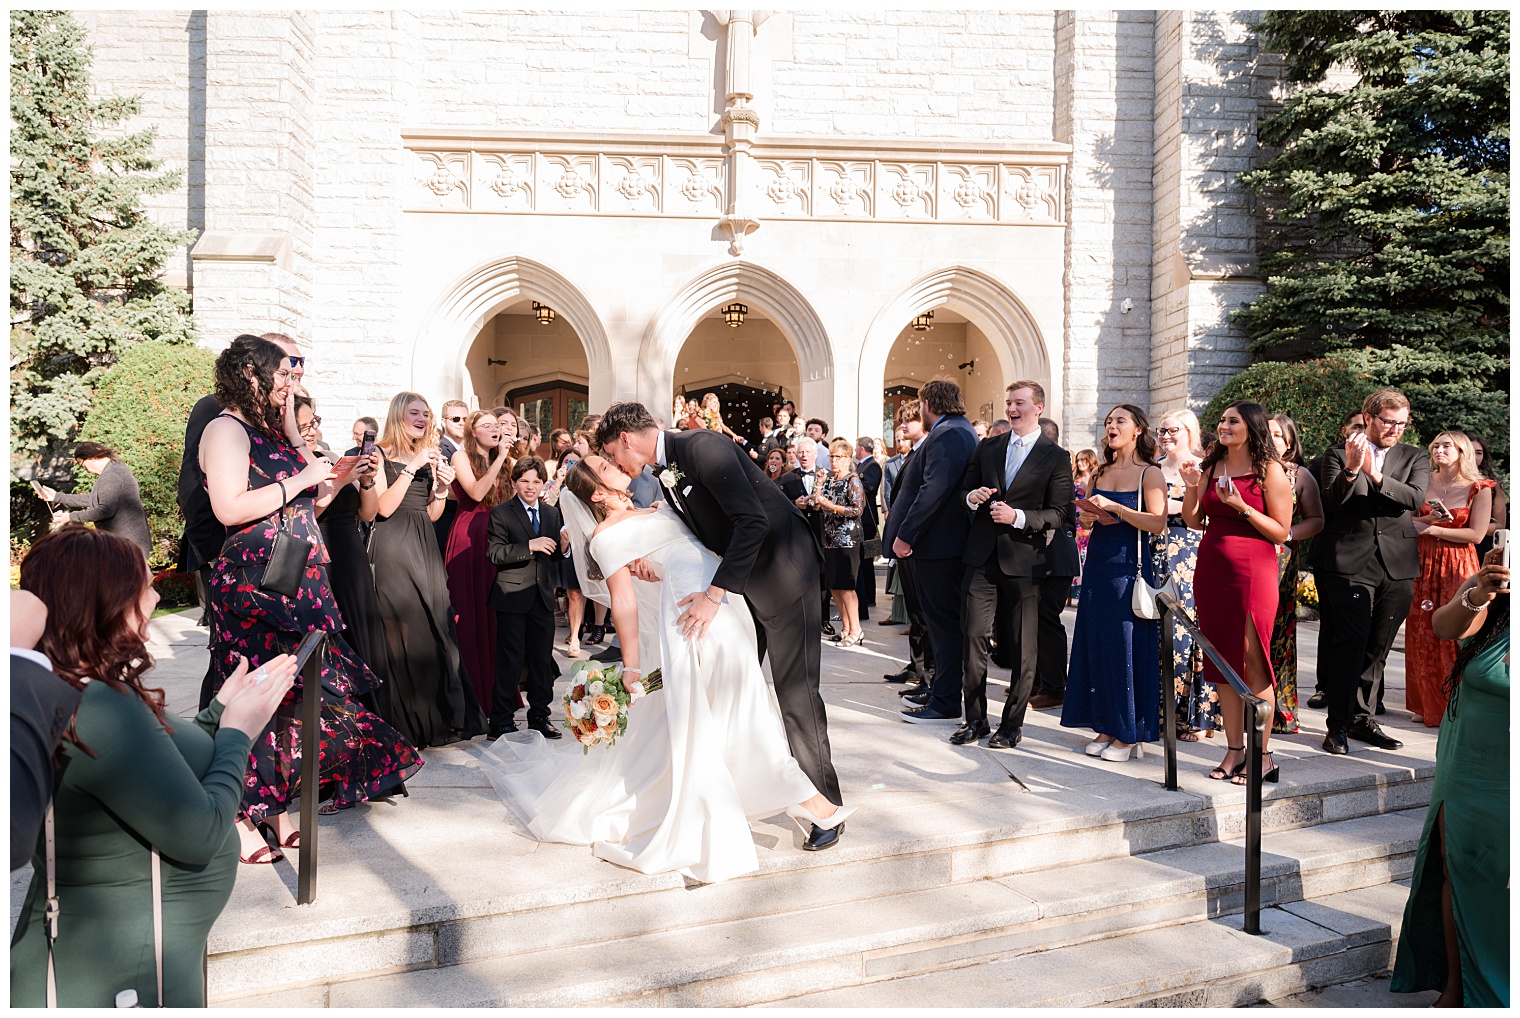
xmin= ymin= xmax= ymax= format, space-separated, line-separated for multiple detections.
xmin=912 ymin=310 xmax=934 ymax=331
xmin=723 ymin=302 xmax=748 ymax=328
xmin=532 ymin=301 xmax=556 ymax=326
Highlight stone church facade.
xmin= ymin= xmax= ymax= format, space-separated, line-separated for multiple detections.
xmin=81 ymin=10 xmax=1278 ymax=449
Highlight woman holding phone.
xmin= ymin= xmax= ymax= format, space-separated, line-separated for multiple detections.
xmin=371 ymin=392 xmax=487 ymax=747
xmin=199 ymin=338 xmax=421 ymax=862
xmin=1060 ymin=405 xmax=1168 ymax=762
xmin=447 ymin=410 xmax=514 ymax=711
xmin=1404 ymin=432 xmax=1495 ymax=726
xmin=1180 ymin=401 xmax=1293 ymax=785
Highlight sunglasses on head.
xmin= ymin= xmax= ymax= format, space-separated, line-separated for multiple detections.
xmin=286 ymin=355 xmax=305 ymax=368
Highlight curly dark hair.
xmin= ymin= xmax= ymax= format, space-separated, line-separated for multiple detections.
xmin=594 ymin=402 xmax=659 ymax=450
xmin=1199 ymin=400 xmax=1280 ymax=485
xmin=1094 ymin=404 xmax=1158 ymax=481
xmin=21 ymin=527 xmax=172 ymax=753
xmin=213 ymin=333 xmax=287 ymax=435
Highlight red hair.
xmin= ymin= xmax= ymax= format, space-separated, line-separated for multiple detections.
xmin=20 ymin=526 xmax=172 ymax=738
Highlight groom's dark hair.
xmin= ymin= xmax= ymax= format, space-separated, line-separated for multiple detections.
xmin=594 ymin=402 xmax=659 ymax=449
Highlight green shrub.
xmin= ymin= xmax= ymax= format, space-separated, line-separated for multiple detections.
xmin=1200 ymin=359 xmax=1375 ymax=459
xmin=10 ymin=479 xmax=52 ymax=568
xmin=75 ymin=341 xmax=216 ymax=568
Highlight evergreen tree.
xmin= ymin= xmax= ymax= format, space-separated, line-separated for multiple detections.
xmin=1234 ymin=11 xmax=1509 ymax=394
xmin=10 ymin=10 xmax=196 ymax=469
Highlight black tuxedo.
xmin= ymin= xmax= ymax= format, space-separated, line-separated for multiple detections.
xmin=485 ymin=498 xmax=564 ymax=730
xmin=883 ymin=414 xmax=978 ymax=716
xmin=788 ymin=466 xmax=829 ymax=555
xmin=955 ymin=431 xmax=1074 ymax=732
xmin=658 ymin=429 xmax=839 ymax=803
xmin=1314 ymin=441 xmax=1429 ymax=731
xmin=886 ymin=443 xmax=934 ymax=682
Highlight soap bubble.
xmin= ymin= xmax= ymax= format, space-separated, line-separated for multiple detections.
xmin=1421 ymin=599 xmax=1435 ymax=612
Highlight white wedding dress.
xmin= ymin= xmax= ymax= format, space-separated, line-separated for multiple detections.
xmin=478 ymin=503 xmax=819 ymax=884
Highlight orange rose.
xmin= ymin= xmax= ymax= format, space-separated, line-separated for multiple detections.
xmin=589 ymin=693 xmax=619 ymax=717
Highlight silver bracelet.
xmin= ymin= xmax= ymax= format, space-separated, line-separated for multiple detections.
xmin=703 ymin=591 xmax=722 ymax=607
xmin=1460 ymin=588 xmax=1490 ymax=612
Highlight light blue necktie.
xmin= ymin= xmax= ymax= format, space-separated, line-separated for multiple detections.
xmin=1005 ymin=435 xmax=1030 ymax=489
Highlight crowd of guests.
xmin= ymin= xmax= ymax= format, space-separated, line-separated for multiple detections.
xmin=10 ymin=329 xmax=1508 ymax=1005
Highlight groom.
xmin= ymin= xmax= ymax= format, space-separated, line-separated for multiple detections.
xmin=596 ymin=402 xmax=845 ymax=851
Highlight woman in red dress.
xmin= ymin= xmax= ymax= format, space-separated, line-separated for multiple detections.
xmin=1181 ymin=401 xmax=1293 ymax=785
xmin=1404 ymin=431 xmax=1495 ymax=726
xmin=447 ymin=410 xmax=514 ymax=712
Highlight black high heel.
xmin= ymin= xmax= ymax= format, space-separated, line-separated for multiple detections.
xmin=1208 ymin=745 xmax=1246 ymax=781
xmin=585 ymin=625 xmax=606 ymax=646
xmin=1231 ymin=751 xmax=1279 ymax=785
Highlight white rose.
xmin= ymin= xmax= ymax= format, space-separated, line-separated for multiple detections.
xmin=570 ymin=699 xmax=588 ymax=720
xmin=588 ymin=680 xmax=605 ymax=696
xmin=658 ymin=468 xmax=677 ymax=488
xmin=594 ymin=713 xmax=614 ymax=728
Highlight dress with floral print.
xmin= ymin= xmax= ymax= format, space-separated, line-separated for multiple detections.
xmin=206 ymin=415 xmax=423 ymax=822
xmin=1269 ymin=464 xmax=1302 ymax=734
xmin=1154 ymin=480 xmax=1220 ymax=735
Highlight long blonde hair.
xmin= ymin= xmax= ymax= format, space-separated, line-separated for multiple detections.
xmin=1432 ymin=431 xmax=1483 ymax=485
xmin=379 ymin=391 xmax=436 ymax=460
xmin=463 ymin=410 xmax=511 ymax=507
xmin=1156 ymin=408 xmax=1204 ymax=459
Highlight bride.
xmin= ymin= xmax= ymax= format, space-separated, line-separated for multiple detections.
xmin=478 ymin=454 xmax=852 ymax=883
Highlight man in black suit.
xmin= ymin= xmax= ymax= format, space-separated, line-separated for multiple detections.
xmin=179 ymin=332 xmax=304 ymax=710
xmin=952 ymin=382 xmax=1074 ymax=748
xmin=884 ymin=380 xmax=979 ymax=724
xmin=784 ymin=439 xmax=833 ymax=634
xmin=485 ymin=457 xmax=567 ymax=740
xmin=596 ymin=402 xmax=846 ymax=852
xmin=1304 ymin=409 xmax=1368 ymax=711
xmin=853 ymin=437 xmax=883 ymax=619
xmin=1314 ymin=389 xmax=1427 ymax=755
xmin=10 ymin=590 xmax=83 ymax=871
xmin=1030 ymin=417 xmax=1078 ymax=709
xmin=882 ymin=408 xmax=935 ymax=682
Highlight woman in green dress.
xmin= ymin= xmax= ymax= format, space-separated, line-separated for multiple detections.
xmin=10 ymin=526 xmax=299 ymax=1007
xmin=1392 ymin=547 xmax=1510 ymax=1007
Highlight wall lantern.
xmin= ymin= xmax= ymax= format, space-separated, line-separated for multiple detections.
xmin=912 ymin=310 xmax=934 ymax=331
xmin=532 ymin=301 xmax=556 ymax=326
xmin=723 ymin=302 xmax=748 ymax=328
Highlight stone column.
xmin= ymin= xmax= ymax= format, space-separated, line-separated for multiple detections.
xmin=1148 ymin=11 xmax=1268 ymax=411
xmin=713 ymin=10 xmax=766 ymax=255
xmin=1054 ymin=11 xmax=1156 ymax=450
xmin=190 ymin=11 xmax=317 ymax=345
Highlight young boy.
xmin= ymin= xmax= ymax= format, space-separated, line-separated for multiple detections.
xmin=485 ymin=457 xmax=568 ymax=739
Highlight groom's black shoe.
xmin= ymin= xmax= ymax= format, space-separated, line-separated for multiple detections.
xmin=949 ymin=720 xmax=991 ymax=745
xmin=882 ymin=668 xmax=917 ymax=684
xmin=487 ymin=722 xmax=519 ymax=740
xmin=802 ymin=823 xmax=843 ymax=852
xmin=987 ymin=726 xmax=1022 ymax=750
xmin=590 ymin=645 xmax=622 ymax=664
xmin=528 ymin=719 xmax=563 ymax=740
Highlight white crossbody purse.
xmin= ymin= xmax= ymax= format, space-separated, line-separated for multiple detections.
xmin=1129 ymin=468 xmax=1178 ymax=620
xmin=44 ymin=803 xmax=164 ymax=1008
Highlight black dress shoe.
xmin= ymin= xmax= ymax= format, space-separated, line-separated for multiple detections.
xmin=529 ymin=720 xmax=563 ymax=740
xmin=882 ymin=669 xmax=917 ymax=684
xmin=487 ymin=723 xmax=519 ymax=740
xmin=1375 ymin=702 xmax=1386 ymax=716
xmin=821 ymin=621 xmax=837 ymax=637
xmin=901 ymin=706 xmax=960 ymax=724
xmin=1322 ymin=727 xmax=1349 ymax=755
xmin=987 ymin=727 xmax=1022 ymax=750
xmin=802 ymin=822 xmax=843 ymax=852
xmin=1347 ymin=719 xmax=1402 ymax=750
xmin=590 ymin=645 xmax=621 ymax=663
xmin=949 ymin=720 xmax=991 ymax=745
xmin=1306 ymin=690 xmax=1326 ymax=709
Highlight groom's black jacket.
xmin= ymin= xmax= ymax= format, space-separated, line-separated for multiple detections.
xmin=661 ymin=429 xmax=823 ymax=617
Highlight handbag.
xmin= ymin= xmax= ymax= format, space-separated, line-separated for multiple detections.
xmin=1131 ymin=526 xmax=1178 ymax=620
xmin=862 ymin=537 xmax=882 ymax=560
xmin=260 ymin=480 xmax=313 ymax=599
xmin=45 ymin=804 xmax=163 ymax=1008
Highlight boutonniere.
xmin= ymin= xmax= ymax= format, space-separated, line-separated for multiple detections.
xmin=659 ymin=462 xmax=684 ymax=489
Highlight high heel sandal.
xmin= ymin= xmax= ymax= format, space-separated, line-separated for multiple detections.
xmin=1230 ymin=751 xmax=1279 ymax=785
xmin=1208 ymin=745 xmax=1246 ymax=781
xmin=1084 ymin=736 xmax=1114 ymax=756
xmin=256 ymin=819 xmax=300 ymax=849
xmin=785 ymin=802 xmax=857 ymax=834
xmin=1099 ymin=740 xmax=1143 ymax=762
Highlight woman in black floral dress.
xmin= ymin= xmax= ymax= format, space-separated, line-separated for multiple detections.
xmin=200 ymin=335 xmax=423 ymax=863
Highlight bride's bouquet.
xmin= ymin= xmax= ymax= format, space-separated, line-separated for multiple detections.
xmin=562 ymin=660 xmax=663 ymax=753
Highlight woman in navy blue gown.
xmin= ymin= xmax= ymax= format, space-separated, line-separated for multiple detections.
xmin=1060 ymin=405 xmax=1169 ymax=761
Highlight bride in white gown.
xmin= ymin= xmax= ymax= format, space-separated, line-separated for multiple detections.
xmin=478 ymin=454 xmax=852 ymax=884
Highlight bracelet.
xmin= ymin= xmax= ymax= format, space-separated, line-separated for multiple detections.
xmin=703 ymin=591 xmax=722 ymax=606
xmin=359 ymin=481 xmax=375 ymax=491
xmin=401 ymin=467 xmax=415 ymax=477
xmin=1460 ymin=588 xmax=1490 ymax=612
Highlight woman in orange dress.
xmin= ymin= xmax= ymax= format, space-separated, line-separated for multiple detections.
xmin=1404 ymin=432 xmax=1495 ymax=726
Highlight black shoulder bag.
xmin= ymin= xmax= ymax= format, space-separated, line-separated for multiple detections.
xmin=260 ymin=480 xmax=313 ymax=599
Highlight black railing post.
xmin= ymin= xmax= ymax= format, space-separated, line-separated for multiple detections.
xmin=1159 ymin=594 xmax=1178 ymax=791
xmin=1242 ymin=696 xmax=1272 ymax=935
xmin=296 ymin=630 xmax=327 ymax=906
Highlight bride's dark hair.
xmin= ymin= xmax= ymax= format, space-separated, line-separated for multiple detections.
xmin=565 ymin=458 xmax=615 ymax=523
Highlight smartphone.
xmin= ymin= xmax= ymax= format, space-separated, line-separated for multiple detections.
xmin=359 ymin=428 xmax=376 ymax=460
xmin=28 ymin=479 xmax=48 ymax=500
xmin=1426 ymin=497 xmax=1452 ymax=520
xmin=1496 ymin=530 xmax=1510 ymax=590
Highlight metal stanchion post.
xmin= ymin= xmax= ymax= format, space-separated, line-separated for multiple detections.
xmin=296 ymin=631 xmax=327 ymax=906
xmin=1160 ymin=594 xmax=1178 ymax=791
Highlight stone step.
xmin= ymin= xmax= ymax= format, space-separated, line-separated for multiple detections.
xmin=762 ymin=881 xmax=1415 ymax=1008
xmin=199 ymin=758 xmax=1430 ymax=1001
xmin=210 ymin=808 xmax=1424 ymax=1007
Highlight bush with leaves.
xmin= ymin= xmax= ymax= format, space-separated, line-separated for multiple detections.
xmin=10 ymin=10 xmax=197 ymax=472
xmin=71 ymin=341 xmax=216 ymax=567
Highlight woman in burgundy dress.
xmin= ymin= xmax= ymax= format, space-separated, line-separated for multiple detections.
xmin=199 ymin=335 xmax=423 ymax=863
xmin=447 ymin=410 xmax=514 ymax=712
xmin=1181 ymin=401 xmax=1293 ymax=786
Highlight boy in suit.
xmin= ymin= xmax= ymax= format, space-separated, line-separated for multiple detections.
xmin=486 ymin=457 xmax=568 ymax=739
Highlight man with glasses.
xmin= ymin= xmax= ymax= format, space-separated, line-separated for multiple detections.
xmin=1313 ymin=389 xmax=1428 ymax=755
xmin=177 ymin=332 xmax=304 ymax=708
xmin=1305 ymin=409 xmax=1369 ymax=710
